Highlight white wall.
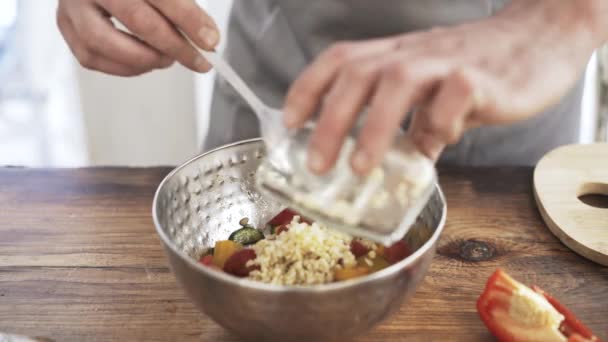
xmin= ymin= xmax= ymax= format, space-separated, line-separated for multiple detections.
xmin=194 ymin=0 xmax=234 ymax=146
xmin=77 ymin=65 xmax=198 ymax=166
xmin=77 ymin=0 xmax=233 ymax=166
xmin=0 ymin=0 xmax=88 ymax=167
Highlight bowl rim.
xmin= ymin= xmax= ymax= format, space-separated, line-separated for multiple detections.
xmin=152 ymin=138 xmax=447 ymax=292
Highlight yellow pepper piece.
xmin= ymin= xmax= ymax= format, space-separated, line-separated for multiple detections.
xmin=334 ymin=265 xmax=371 ymax=281
xmin=375 ymin=244 xmax=385 ymax=257
xmin=213 ymin=240 xmax=242 ymax=268
xmin=358 ymin=256 xmax=390 ymax=273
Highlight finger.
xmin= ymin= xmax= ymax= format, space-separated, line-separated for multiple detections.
xmin=284 ymin=38 xmax=399 ymax=129
xmin=306 ymin=60 xmax=381 ymax=174
xmin=408 ymin=69 xmax=477 ymax=160
xmin=146 ymin=0 xmax=219 ymax=50
xmin=422 ymin=69 xmax=477 ymax=145
xmin=67 ymin=1 xmax=173 ymax=71
xmin=351 ymin=60 xmax=449 ymax=174
xmin=408 ymin=113 xmax=446 ymax=162
xmin=101 ymin=0 xmax=211 ymax=72
xmin=58 ymin=12 xmax=150 ymax=76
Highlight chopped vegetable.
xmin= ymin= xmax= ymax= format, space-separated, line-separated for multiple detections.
xmin=223 ymin=249 xmax=259 ymax=277
xmin=213 ymin=240 xmax=242 ymax=268
xmin=358 ymin=256 xmax=390 ymax=272
xmin=268 ymin=209 xmax=298 ymax=226
xmin=229 ymin=227 xmax=265 ymax=245
xmin=375 ymin=244 xmax=385 ymax=257
xmin=268 ymin=208 xmax=312 ymax=227
xmin=334 ymin=265 xmax=371 ymax=281
xmin=199 ymin=255 xmax=214 ymax=266
xmin=350 ymin=240 xmax=370 ymax=258
xmin=477 ymin=269 xmax=599 ymax=342
xmin=384 ymin=240 xmax=410 ymax=264
xmin=273 ymin=224 xmax=289 ymax=235
xmin=197 ymin=210 xmax=402 ymax=284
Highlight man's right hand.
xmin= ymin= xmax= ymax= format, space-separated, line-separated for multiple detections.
xmin=57 ymin=0 xmax=219 ymax=76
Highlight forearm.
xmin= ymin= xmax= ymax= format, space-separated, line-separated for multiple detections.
xmin=495 ymin=0 xmax=607 ymax=67
xmin=579 ymin=0 xmax=608 ymax=46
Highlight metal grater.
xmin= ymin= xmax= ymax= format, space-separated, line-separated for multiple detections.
xmin=256 ymin=125 xmax=437 ymax=245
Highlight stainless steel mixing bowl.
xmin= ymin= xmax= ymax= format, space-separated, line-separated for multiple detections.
xmin=152 ymin=139 xmax=446 ymax=341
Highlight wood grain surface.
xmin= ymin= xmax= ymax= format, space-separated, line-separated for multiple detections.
xmin=0 ymin=167 xmax=606 ymax=342
xmin=534 ymin=143 xmax=608 ymax=266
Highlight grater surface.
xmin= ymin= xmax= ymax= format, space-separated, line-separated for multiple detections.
xmin=256 ymin=126 xmax=436 ymax=245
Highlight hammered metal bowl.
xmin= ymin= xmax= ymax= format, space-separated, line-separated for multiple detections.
xmin=152 ymin=139 xmax=446 ymax=341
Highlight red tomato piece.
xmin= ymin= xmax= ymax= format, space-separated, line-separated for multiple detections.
xmin=268 ymin=209 xmax=298 ymax=226
xmin=223 ymin=249 xmax=259 ymax=277
xmin=268 ymin=208 xmax=312 ymax=227
xmin=350 ymin=240 xmax=370 ymax=258
xmin=384 ymin=240 xmax=411 ymax=264
xmin=199 ymin=255 xmax=214 ymax=266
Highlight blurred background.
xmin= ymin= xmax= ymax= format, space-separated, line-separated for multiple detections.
xmin=0 ymin=0 xmax=606 ymax=167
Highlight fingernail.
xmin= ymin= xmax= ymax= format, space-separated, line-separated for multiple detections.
xmin=199 ymin=26 xmax=219 ymax=47
xmin=308 ymin=149 xmax=326 ymax=174
xmin=195 ymin=56 xmax=210 ymax=72
xmin=351 ymin=150 xmax=370 ymax=174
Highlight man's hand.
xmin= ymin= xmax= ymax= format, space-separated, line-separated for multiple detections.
xmin=57 ymin=0 xmax=219 ymax=76
xmin=284 ymin=1 xmax=604 ymax=175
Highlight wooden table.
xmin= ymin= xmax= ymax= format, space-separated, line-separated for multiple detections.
xmin=0 ymin=167 xmax=606 ymax=341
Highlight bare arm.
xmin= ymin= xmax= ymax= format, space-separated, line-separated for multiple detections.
xmin=284 ymin=0 xmax=608 ymax=174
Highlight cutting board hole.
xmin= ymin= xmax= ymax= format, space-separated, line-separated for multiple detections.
xmin=578 ymin=182 xmax=608 ymax=209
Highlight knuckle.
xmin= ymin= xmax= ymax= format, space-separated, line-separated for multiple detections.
xmin=124 ymin=3 xmax=159 ymax=37
xmin=451 ymin=68 xmax=474 ymax=94
xmin=428 ymin=116 xmax=459 ymax=144
xmin=76 ymin=49 xmax=97 ymax=70
xmin=342 ymin=63 xmax=372 ymax=82
xmin=81 ymin=27 xmax=107 ymax=51
xmin=426 ymin=112 xmax=443 ymax=132
xmin=318 ymin=101 xmax=353 ymax=132
xmin=176 ymin=5 xmax=206 ymax=28
xmin=323 ymin=107 xmax=348 ymax=129
xmin=326 ymin=41 xmax=355 ymax=62
xmin=383 ymin=63 xmax=411 ymax=84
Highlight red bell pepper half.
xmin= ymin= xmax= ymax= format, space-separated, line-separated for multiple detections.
xmin=477 ymin=269 xmax=599 ymax=342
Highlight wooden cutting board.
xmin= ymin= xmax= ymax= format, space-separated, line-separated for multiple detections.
xmin=534 ymin=143 xmax=608 ymax=266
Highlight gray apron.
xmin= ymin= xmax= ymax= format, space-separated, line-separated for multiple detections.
xmin=205 ymin=0 xmax=583 ymax=166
